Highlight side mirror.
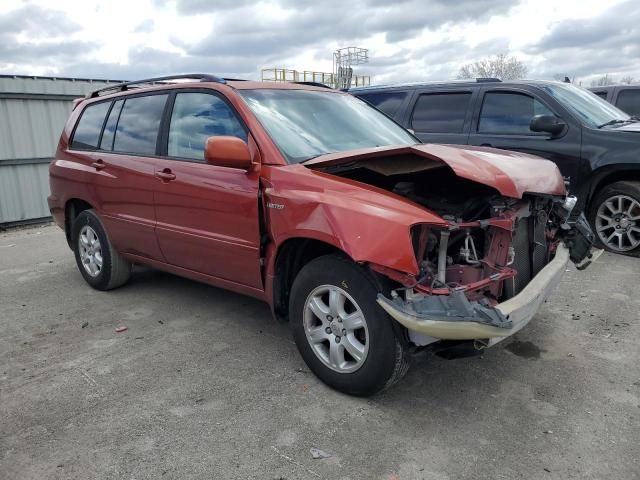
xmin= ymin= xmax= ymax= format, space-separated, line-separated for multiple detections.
xmin=530 ymin=114 xmax=566 ymax=136
xmin=204 ymin=136 xmax=252 ymax=169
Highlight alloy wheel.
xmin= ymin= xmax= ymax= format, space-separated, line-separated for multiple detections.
xmin=78 ymin=225 xmax=103 ymax=277
xmin=303 ymin=284 xmax=369 ymax=373
xmin=595 ymin=194 xmax=640 ymax=252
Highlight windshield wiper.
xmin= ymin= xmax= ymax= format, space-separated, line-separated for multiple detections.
xmin=597 ymin=119 xmax=631 ymax=128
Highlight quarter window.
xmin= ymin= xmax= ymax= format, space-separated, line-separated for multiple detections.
xmin=113 ymin=94 xmax=168 ymax=155
xmin=168 ymin=92 xmax=247 ymax=161
xmin=356 ymin=91 xmax=407 ymax=117
xmin=616 ymin=89 xmax=640 ymax=116
xmin=478 ymin=91 xmax=553 ymax=134
xmin=70 ymin=101 xmax=111 ymax=150
xmin=411 ymin=93 xmax=471 ymax=133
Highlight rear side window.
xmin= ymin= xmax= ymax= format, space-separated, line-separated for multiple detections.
xmin=70 ymin=101 xmax=111 ymax=150
xmin=478 ymin=91 xmax=553 ymax=134
xmin=99 ymin=100 xmax=123 ymax=151
xmin=592 ymin=91 xmax=608 ymax=100
xmin=411 ymin=93 xmax=471 ymax=133
xmin=356 ymin=91 xmax=407 ymax=117
xmin=616 ymin=89 xmax=640 ymax=116
xmin=168 ymin=92 xmax=247 ymax=161
xmin=113 ymin=94 xmax=168 ymax=155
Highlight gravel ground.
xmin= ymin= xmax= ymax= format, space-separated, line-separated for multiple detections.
xmin=1 ymin=224 xmax=639 ymax=480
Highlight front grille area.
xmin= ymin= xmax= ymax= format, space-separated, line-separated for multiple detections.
xmin=503 ymin=212 xmax=549 ymax=299
xmin=531 ymin=210 xmax=550 ymax=277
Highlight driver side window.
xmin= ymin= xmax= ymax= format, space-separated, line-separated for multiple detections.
xmin=168 ymin=92 xmax=247 ymax=162
xmin=478 ymin=91 xmax=553 ymax=135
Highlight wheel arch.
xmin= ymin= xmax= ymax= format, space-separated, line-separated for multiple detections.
xmin=270 ymin=237 xmax=347 ymax=322
xmin=588 ymin=166 xmax=640 ymax=207
xmin=64 ymin=198 xmax=94 ymax=248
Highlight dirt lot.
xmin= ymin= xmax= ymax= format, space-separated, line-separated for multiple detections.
xmin=1 ymin=224 xmax=639 ymax=480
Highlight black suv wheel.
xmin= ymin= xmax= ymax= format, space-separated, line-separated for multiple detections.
xmin=589 ymin=181 xmax=640 ymax=253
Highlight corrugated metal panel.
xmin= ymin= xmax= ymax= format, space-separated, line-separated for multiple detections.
xmin=0 ymin=163 xmax=50 ymax=223
xmin=0 ymin=76 xmax=121 ymax=224
xmin=0 ymin=75 xmax=123 ymax=96
xmin=0 ymin=98 xmax=70 ymax=160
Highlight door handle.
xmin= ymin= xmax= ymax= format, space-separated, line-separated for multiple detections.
xmin=155 ymin=169 xmax=176 ymax=181
xmin=91 ymin=159 xmax=106 ymax=170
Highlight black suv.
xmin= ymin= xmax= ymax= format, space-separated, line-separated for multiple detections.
xmin=351 ymin=79 xmax=640 ymax=254
xmin=589 ymin=85 xmax=640 ymax=117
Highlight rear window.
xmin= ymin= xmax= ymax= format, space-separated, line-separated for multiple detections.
xmin=616 ymin=89 xmax=640 ymax=116
xmin=411 ymin=92 xmax=471 ymax=133
xmin=113 ymin=94 xmax=168 ymax=155
xmin=592 ymin=91 xmax=608 ymax=100
xmin=356 ymin=91 xmax=407 ymax=117
xmin=70 ymin=101 xmax=111 ymax=150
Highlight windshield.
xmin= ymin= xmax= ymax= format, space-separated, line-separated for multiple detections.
xmin=239 ymin=89 xmax=417 ymax=163
xmin=541 ymin=83 xmax=630 ymax=128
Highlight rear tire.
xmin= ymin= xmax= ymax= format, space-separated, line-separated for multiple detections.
xmin=289 ymin=255 xmax=410 ymax=396
xmin=72 ymin=209 xmax=131 ymax=290
xmin=589 ymin=181 xmax=640 ymax=254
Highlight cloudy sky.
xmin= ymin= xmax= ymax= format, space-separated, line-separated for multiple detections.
xmin=1 ymin=0 xmax=638 ymax=85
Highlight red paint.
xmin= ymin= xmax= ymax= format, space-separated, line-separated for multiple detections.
xmin=48 ymin=81 xmax=569 ymax=311
xmin=304 ymin=143 xmax=567 ymax=199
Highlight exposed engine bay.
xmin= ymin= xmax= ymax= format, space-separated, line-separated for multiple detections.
xmin=315 ymin=154 xmax=597 ymax=345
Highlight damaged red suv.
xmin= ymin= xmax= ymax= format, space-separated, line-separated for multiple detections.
xmin=49 ymin=74 xmax=597 ymax=396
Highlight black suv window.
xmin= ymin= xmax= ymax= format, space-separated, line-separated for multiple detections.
xmin=411 ymin=92 xmax=471 ymax=133
xmin=71 ymin=101 xmax=111 ymax=150
xmin=113 ymin=94 xmax=168 ymax=155
xmin=168 ymin=92 xmax=247 ymax=161
xmin=616 ymin=89 xmax=640 ymax=116
xmin=356 ymin=91 xmax=407 ymax=117
xmin=478 ymin=91 xmax=553 ymax=134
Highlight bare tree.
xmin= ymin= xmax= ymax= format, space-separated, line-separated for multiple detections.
xmin=620 ymin=75 xmax=635 ymax=84
xmin=590 ymin=74 xmax=616 ymax=87
xmin=456 ymin=53 xmax=527 ymax=80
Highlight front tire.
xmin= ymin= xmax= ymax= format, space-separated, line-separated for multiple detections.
xmin=72 ymin=209 xmax=131 ymax=290
xmin=589 ymin=181 xmax=640 ymax=253
xmin=289 ymin=255 xmax=410 ymax=396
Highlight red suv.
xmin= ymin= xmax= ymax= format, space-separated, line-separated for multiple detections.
xmin=49 ymin=74 xmax=597 ymax=396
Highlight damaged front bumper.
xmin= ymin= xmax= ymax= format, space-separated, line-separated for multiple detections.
xmin=377 ymin=243 xmax=577 ymax=347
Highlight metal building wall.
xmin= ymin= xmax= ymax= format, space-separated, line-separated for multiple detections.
xmin=0 ymin=75 xmax=121 ymax=225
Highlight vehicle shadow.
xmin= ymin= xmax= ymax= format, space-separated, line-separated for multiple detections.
xmin=125 ymin=265 xmax=522 ymax=410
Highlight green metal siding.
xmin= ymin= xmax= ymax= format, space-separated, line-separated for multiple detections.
xmin=0 ymin=76 xmax=121 ymax=224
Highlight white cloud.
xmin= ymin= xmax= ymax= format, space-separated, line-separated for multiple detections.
xmin=0 ymin=0 xmax=638 ymax=85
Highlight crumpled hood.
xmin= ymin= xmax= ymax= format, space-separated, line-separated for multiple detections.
xmin=304 ymin=143 xmax=566 ymax=199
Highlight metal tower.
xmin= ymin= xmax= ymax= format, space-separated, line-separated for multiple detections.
xmin=333 ymin=47 xmax=369 ymax=89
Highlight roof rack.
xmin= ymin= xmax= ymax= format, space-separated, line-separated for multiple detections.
xmin=87 ymin=73 xmax=227 ymax=98
xmin=476 ymin=77 xmax=502 ymax=83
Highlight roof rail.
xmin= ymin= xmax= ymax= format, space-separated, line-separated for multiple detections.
xmin=87 ymin=73 xmax=227 ymax=98
xmin=476 ymin=77 xmax=502 ymax=83
xmin=292 ymin=81 xmax=333 ymax=89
